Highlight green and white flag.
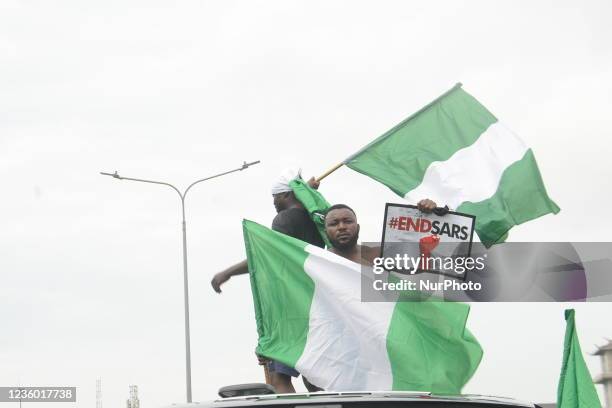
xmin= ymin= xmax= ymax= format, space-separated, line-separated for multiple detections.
xmin=244 ymin=219 xmax=482 ymax=393
xmin=289 ymin=178 xmax=331 ymax=248
xmin=345 ymin=84 xmax=560 ymax=247
xmin=557 ymin=309 xmax=602 ymax=408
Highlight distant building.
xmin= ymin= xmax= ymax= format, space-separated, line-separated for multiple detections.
xmin=594 ymin=340 xmax=612 ymax=408
xmin=127 ymin=385 xmax=139 ymax=408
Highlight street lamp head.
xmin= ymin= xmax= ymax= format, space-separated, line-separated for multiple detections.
xmin=100 ymin=171 xmax=121 ymax=179
xmin=241 ymin=160 xmax=261 ymax=170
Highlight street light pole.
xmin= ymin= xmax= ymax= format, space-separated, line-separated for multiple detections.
xmin=101 ymin=160 xmax=260 ymax=403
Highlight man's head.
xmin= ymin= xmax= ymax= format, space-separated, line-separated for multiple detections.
xmin=272 ymin=191 xmax=297 ymax=213
xmin=324 ymin=204 xmax=359 ymax=251
xmin=271 ymin=167 xmax=302 ymax=213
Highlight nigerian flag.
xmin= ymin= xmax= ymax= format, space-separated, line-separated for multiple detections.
xmin=345 ymin=84 xmax=559 ymax=247
xmin=244 ymin=219 xmax=482 ymax=393
xmin=557 ymin=309 xmax=602 ymax=408
xmin=289 ymin=178 xmax=331 ymax=248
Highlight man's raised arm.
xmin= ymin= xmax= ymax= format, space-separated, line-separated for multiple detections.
xmin=211 ymin=259 xmax=248 ymax=294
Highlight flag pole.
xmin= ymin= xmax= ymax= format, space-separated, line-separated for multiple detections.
xmin=263 ymin=365 xmax=271 ymax=385
xmin=316 ymin=162 xmax=343 ymax=182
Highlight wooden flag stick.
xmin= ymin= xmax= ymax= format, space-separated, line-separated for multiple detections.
xmin=316 ymin=162 xmax=344 ymax=182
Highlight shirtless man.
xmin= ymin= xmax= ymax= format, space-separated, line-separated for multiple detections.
xmin=323 ymin=199 xmax=437 ymax=264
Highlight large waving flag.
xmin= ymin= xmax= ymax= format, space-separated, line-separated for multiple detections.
xmin=557 ymin=309 xmax=602 ymax=408
xmin=344 ymin=84 xmax=559 ymax=247
xmin=244 ymin=219 xmax=482 ymax=393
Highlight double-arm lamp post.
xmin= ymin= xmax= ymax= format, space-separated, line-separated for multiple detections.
xmin=100 ymin=160 xmax=260 ymax=403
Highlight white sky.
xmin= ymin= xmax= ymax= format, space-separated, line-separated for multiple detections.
xmin=1 ymin=1 xmax=612 ymax=407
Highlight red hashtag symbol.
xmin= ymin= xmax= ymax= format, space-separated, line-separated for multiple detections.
xmin=388 ymin=217 xmax=399 ymax=229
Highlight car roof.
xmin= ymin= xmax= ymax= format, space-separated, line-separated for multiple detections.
xmin=168 ymin=391 xmax=536 ymax=408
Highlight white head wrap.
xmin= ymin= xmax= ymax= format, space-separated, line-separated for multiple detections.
xmin=271 ymin=167 xmax=302 ymax=195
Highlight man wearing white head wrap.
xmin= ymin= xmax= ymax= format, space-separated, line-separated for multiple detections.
xmin=270 ymin=167 xmax=302 ymax=195
xmin=211 ymin=167 xmax=324 ymax=393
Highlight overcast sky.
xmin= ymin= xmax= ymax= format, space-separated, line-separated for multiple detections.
xmin=2 ymin=1 xmax=612 ymax=407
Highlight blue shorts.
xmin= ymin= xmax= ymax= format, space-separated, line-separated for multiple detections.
xmin=267 ymin=359 xmax=299 ymax=377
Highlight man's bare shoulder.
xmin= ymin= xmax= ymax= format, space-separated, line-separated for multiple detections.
xmin=359 ymin=244 xmax=381 ymax=265
xmin=327 ymin=244 xmax=381 ymax=266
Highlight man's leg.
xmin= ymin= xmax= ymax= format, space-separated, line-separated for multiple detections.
xmin=269 ymin=371 xmax=295 ymax=394
xmin=267 ymin=360 xmax=299 ymax=393
xmin=302 ymin=377 xmax=323 ymax=392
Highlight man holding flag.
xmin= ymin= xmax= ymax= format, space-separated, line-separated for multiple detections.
xmin=242 ymin=205 xmax=483 ymax=392
xmin=213 ymin=168 xmax=446 ymax=392
xmin=211 ymin=168 xmax=325 ymax=393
